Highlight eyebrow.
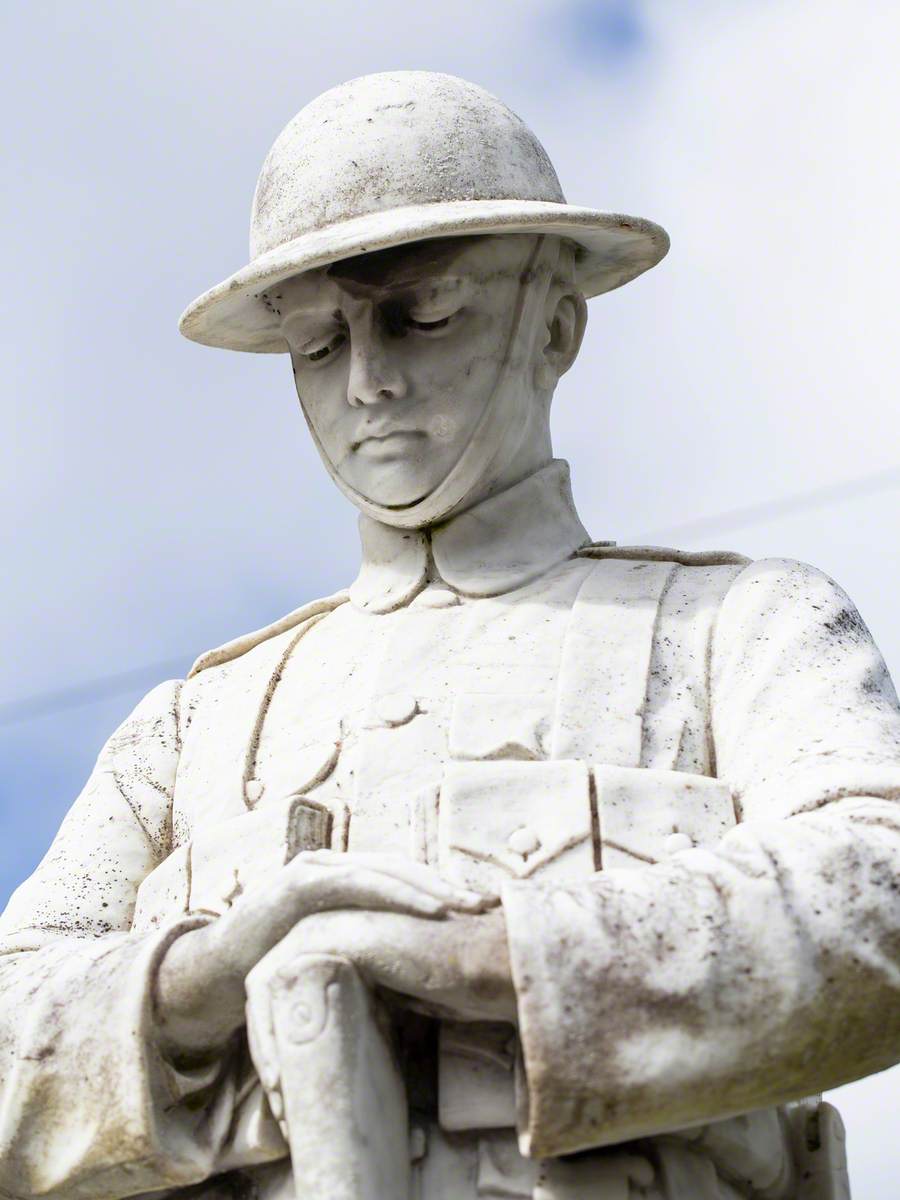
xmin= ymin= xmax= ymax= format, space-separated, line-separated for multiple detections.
xmin=388 ymin=275 xmax=465 ymax=295
xmin=326 ymin=236 xmax=480 ymax=288
xmin=279 ymin=302 xmax=340 ymax=323
xmin=279 ymin=272 xmax=470 ymax=331
xmin=332 ymin=275 xmax=471 ymax=309
xmin=338 ymin=268 xmax=465 ymax=291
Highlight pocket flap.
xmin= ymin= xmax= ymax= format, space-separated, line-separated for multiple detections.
xmin=594 ymin=765 xmax=736 ymax=871
xmin=294 ymin=720 xmax=343 ymax=792
xmin=439 ymin=760 xmax=594 ymax=891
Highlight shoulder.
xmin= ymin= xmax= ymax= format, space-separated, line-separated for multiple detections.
xmin=718 ymin=555 xmax=858 ymax=619
xmin=99 ymin=678 xmax=184 ymax=762
xmin=577 ymin=545 xmax=845 ymax=600
xmin=713 ymin=556 xmax=883 ymax=667
xmin=187 ymin=589 xmax=350 ymax=678
xmin=575 ymin=547 xmax=859 ymax=624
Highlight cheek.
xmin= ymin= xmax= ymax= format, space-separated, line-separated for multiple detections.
xmin=416 ymin=328 xmax=505 ymax=435
xmin=293 ymin=368 xmax=350 ymax=454
xmin=428 ymin=412 xmax=458 ymax=441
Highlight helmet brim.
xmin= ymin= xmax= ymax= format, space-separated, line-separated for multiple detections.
xmin=178 ymin=200 xmax=669 ymax=353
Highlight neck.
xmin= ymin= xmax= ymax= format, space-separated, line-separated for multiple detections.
xmin=349 ymin=460 xmax=590 ymax=613
xmin=447 ymin=424 xmax=554 ymax=520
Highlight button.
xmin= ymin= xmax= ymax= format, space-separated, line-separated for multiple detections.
xmin=245 ymin=778 xmax=265 ymax=805
xmin=663 ymin=831 xmax=693 ymax=855
xmin=507 ymin=826 xmax=541 ymax=858
xmin=375 ymin=693 xmax=419 ymax=727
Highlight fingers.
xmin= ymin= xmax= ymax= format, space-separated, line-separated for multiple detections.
xmin=290 ymin=864 xmax=458 ymax=918
xmin=294 ymin=850 xmax=499 ymax=911
xmin=245 ymin=970 xmax=280 ymax=1092
xmin=218 ymin=863 xmax=460 ymax=984
xmin=220 ymin=856 xmax=498 ymax=987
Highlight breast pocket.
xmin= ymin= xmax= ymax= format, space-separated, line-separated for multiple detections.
xmin=448 ymin=693 xmax=551 ymax=762
xmin=245 ymin=717 xmax=343 ymax=808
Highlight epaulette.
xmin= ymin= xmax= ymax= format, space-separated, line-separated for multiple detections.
xmin=188 ymin=591 xmax=349 ymax=678
xmin=577 ymin=543 xmax=750 ymax=567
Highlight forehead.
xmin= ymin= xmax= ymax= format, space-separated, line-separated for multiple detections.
xmin=273 ymin=233 xmax=534 ymax=310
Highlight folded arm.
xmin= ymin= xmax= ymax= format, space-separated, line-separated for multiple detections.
xmin=0 ymin=682 xmax=488 ymax=1198
xmin=503 ymin=558 xmax=900 ymax=1158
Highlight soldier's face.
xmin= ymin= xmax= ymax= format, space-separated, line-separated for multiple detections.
xmin=277 ymin=235 xmax=539 ymax=508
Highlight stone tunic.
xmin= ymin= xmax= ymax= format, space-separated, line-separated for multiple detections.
xmin=1 ymin=463 xmax=898 ymax=1200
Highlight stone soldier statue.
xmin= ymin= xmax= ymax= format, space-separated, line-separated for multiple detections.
xmin=1 ymin=71 xmax=899 ymax=1200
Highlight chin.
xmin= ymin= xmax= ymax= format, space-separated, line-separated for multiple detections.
xmin=359 ymin=486 xmax=432 ymax=510
xmin=336 ymin=474 xmax=430 ymax=509
xmin=340 ymin=464 xmax=447 ymax=510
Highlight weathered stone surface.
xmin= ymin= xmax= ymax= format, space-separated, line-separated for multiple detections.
xmin=0 ymin=71 xmax=890 ymax=1200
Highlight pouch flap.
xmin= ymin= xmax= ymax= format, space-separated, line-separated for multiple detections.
xmin=449 ymin=693 xmax=549 ymax=762
xmin=536 ymin=1153 xmax=654 ymax=1200
xmin=188 ymin=794 xmax=333 ymax=916
xmin=477 ymin=1132 xmax=538 ymax=1196
xmin=438 ymin=1022 xmax=518 ymax=1132
xmin=690 ymin=1107 xmax=791 ymax=1193
xmin=439 ymin=760 xmax=594 ymax=891
xmin=594 ymin=766 xmax=735 ymax=871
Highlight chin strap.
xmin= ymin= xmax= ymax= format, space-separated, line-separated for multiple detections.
xmin=304 ymin=235 xmax=558 ymax=530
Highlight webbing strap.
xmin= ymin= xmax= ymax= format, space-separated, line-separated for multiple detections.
xmin=550 ymin=558 xmax=676 ymax=767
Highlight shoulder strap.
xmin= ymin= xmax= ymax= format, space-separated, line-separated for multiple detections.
xmin=188 ymin=591 xmax=349 ymax=677
xmin=556 ymin=553 xmax=748 ymax=773
xmin=578 ymin=543 xmax=749 ymax=567
xmin=551 ymin=557 xmax=676 ymax=767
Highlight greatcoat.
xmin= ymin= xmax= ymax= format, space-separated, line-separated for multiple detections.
xmin=1 ymin=461 xmax=898 ymax=1200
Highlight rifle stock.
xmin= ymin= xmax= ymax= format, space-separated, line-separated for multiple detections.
xmin=256 ymin=953 xmax=410 ymax=1200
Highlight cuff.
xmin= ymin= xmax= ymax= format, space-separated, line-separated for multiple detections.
xmin=0 ymin=918 xmax=237 ymax=1198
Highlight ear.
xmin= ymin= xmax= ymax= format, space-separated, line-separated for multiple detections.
xmin=542 ymin=291 xmax=587 ymax=381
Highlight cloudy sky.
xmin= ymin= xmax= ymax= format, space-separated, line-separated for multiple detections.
xmin=2 ymin=0 xmax=898 ymax=1191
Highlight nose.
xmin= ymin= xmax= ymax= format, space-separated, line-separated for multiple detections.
xmin=346 ymin=318 xmax=408 ymax=408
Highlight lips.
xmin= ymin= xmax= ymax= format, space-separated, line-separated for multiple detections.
xmin=352 ymin=429 xmax=426 ymax=452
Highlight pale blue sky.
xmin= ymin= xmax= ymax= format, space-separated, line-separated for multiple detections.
xmin=2 ymin=1 xmax=898 ymax=1191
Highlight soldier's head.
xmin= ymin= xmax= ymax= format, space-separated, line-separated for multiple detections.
xmin=180 ymin=71 xmax=668 ymax=528
xmin=274 ymin=232 xmax=586 ymax=512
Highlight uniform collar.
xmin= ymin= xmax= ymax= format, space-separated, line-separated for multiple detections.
xmin=349 ymin=460 xmax=591 ymax=614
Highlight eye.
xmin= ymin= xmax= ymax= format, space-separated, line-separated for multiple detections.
xmin=298 ymin=331 xmax=347 ymax=364
xmin=407 ymin=312 xmax=458 ymax=335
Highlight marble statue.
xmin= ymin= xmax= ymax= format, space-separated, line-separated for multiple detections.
xmin=1 ymin=70 xmax=899 ymax=1200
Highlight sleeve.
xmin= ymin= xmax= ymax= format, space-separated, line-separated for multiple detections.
xmin=0 ymin=682 xmax=237 ymax=1200
xmin=501 ymin=557 xmax=900 ymax=1159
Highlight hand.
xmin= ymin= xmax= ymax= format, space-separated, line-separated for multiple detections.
xmin=247 ymin=905 xmax=518 ymax=1028
xmin=155 ymin=851 xmax=492 ymax=1056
